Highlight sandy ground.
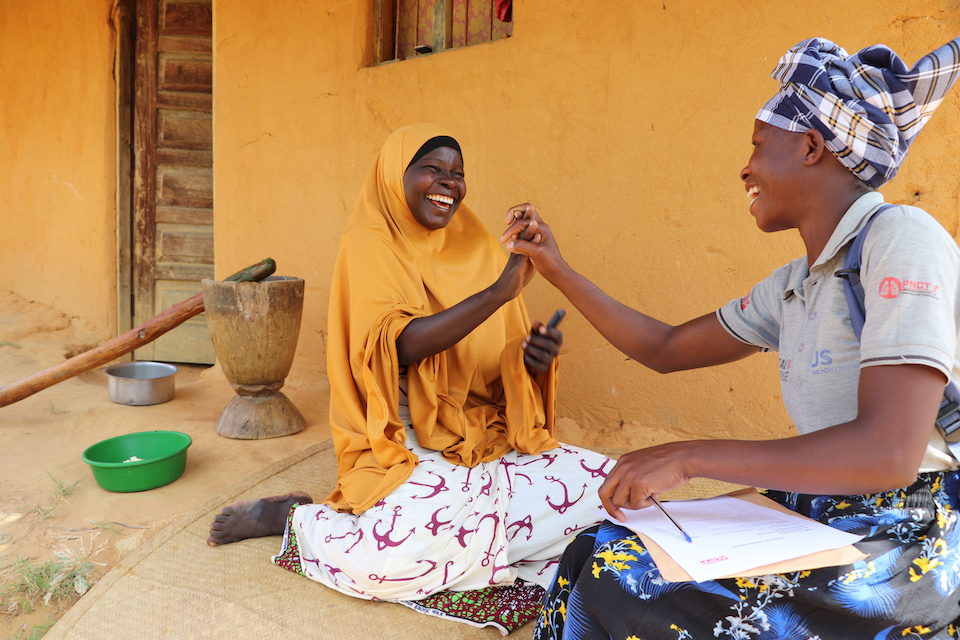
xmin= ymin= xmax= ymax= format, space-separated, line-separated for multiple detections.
xmin=0 ymin=290 xmax=332 ymax=638
xmin=0 ymin=288 xmax=653 ymax=639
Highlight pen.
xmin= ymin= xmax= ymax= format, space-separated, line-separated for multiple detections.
xmin=650 ymin=496 xmax=693 ymax=543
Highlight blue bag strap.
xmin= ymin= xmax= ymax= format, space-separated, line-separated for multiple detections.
xmin=837 ymin=204 xmax=893 ymax=341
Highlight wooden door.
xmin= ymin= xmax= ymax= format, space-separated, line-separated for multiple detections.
xmin=132 ymin=0 xmax=215 ymax=363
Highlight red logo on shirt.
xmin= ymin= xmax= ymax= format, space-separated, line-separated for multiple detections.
xmin=740 ymin=295 xmax=750 ymax=310
xmin=879 ymin=278 xmax=902 ymax=299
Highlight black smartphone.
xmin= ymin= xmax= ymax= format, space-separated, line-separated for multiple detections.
xmin=546 ymin=309 xmax=566 ymax=329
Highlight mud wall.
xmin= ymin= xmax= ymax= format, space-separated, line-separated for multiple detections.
xmin=0 ymin=0 xmax=118 ymax=338
xmin=213 ymin=0 xmax=960 ymax=446
xmin=2 ymin=1 xmax=958 ymax=448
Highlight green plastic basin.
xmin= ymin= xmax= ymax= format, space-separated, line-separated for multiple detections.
xmin=82 ymin=431 xmax=192 ymax=492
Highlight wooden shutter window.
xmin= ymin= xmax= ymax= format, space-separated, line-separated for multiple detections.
xmin=374 ymin=0 xmax=513 ymax=64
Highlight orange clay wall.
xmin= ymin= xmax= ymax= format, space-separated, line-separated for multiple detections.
xmin=213 ymin=0 xmax=960 ymax=449
xmin=2 ymin=1 xmax=958 ymax=450
xmin=0 ymin=0 xmax=118 ymax=337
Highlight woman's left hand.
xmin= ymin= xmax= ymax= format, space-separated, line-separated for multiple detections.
xmin=523 ymin=319 xmax=562 ymax=374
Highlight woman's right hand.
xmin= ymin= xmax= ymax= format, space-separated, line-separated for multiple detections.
xmin=500 ymin=203 xmax=568 ymax=283
xmin=598 ymin=443 xmax=692 ymax=522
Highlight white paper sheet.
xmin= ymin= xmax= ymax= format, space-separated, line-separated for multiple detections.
xmin=603 ymin=496 xmax=864 ymax=582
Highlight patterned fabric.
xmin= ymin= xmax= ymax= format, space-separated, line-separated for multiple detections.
xmin=757 ymin=36 xmax=960 ymax=187
xmin=273 ymin=502 xmax=307 ymax=577
xmin=536 ymin=471 xmax=960 ymax=640
xmin=399 ymin=580 xmax=544 ymax=635
xmin=272 ymin=424 xmax=611 ymax=609
xmin=274 ymin=503 xmax=544 ymax=635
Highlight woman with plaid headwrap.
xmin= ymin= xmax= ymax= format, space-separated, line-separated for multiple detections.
xmin=504 ymin=36 xmax=960 ymax=639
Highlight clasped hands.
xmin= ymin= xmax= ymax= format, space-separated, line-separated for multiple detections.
xmin=499 ymin=203 xmax=562 ymax=375
xmin=501 ymin=204 xmax=693 ymax=519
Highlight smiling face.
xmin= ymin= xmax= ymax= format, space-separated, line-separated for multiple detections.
xmin=740 ymin=120 xmax=808 ymax=233
xmin=402 ymin=147 xmax=466 ymax=231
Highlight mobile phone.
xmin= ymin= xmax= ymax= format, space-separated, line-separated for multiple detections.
xmin=546 ymin=309 xmax=566 ymax=329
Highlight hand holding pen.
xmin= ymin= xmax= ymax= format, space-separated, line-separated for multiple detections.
xmin=597 ymin=442 xmax=693 ymax=528
xmin=650 ymin=496 xmax=693 ymax=543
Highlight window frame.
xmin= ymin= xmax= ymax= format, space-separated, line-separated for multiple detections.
xmin=373 ymin=0 xmax=511 ymax=64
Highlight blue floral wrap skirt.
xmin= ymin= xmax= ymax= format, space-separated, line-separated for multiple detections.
xmin=535 ymin=471 xmax=960 ymax=640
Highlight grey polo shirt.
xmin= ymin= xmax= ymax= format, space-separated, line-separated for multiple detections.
xmin=718 ymin=192 xmax=960 ymax=472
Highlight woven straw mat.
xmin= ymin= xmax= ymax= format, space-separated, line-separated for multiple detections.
xmin=46 ymin=441 xmax=744 ymax=640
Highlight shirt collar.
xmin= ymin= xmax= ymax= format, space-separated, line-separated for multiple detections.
xmin=810 ymin=191 xmax=885 ymax=270
xmin=781 ymin=191 xmax=884 ymax=301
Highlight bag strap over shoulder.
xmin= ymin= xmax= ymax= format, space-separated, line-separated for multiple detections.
xmin=835 ymin=204 xmax=894 ymax=341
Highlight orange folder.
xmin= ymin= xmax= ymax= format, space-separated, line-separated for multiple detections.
xmin=636 ymin=488 xmax=869 ymax=583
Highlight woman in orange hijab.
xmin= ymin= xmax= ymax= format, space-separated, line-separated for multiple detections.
xmin=207 ymin=124 xmax=611 ymax=632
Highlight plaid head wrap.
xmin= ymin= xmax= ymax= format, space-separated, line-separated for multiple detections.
xmin=757 ymin=36 xmax=960 ymax=187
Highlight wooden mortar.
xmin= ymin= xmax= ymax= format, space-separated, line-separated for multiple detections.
xmin=202 ymin=276 xmax=306 ymax=439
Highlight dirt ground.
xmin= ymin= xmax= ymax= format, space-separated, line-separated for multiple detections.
xmin=0 ymin=289 xmax=333 ymax=639
xmin=0 ymin=287 xmax=649 ymax=639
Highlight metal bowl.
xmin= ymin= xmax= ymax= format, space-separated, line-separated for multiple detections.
xmin=105 ymin=362 xmax=177 ymax=406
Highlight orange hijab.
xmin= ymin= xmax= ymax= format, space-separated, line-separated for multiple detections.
xmin=325 ymin=124 xmax=559 ymax=514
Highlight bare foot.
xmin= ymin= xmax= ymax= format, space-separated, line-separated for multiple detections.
xmin=207 ymin=491 xmax=312 ymax=546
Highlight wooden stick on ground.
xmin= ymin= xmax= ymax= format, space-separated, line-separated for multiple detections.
xmin=0 ymin=258 xmax=276 ymax=409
